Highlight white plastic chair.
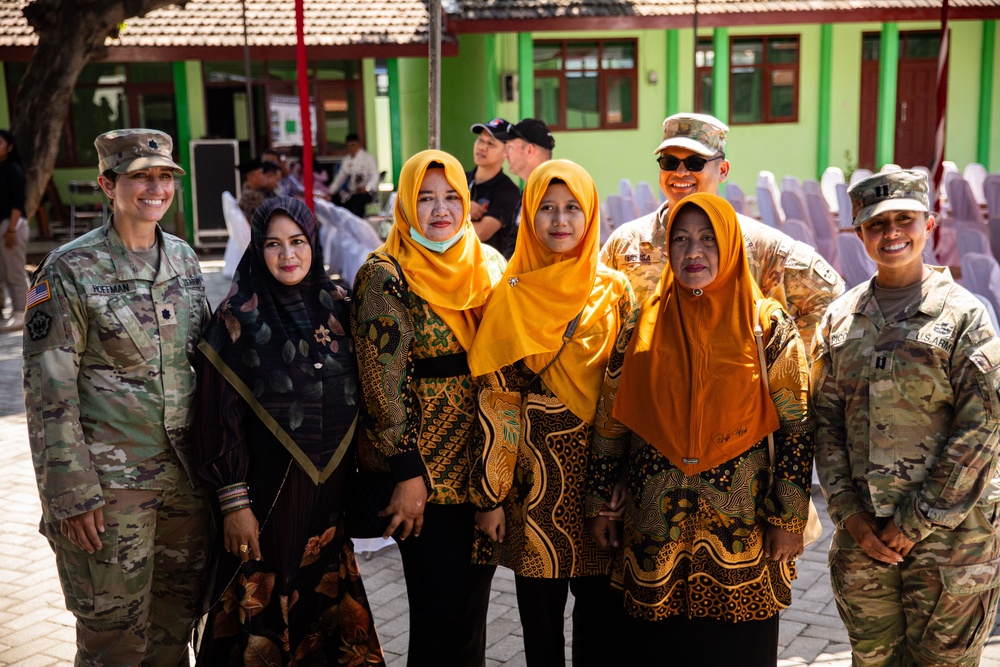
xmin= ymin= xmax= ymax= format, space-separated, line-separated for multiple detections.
xmin=724 ymin=182 xmax=747 ymax=216
xmin=757 ymin=171 xmax=785 ymax=223
xmin=946 ymin=177 xmax=985 ymax=229
xmin=618 ymin=179 xmax=641 ymax=219
xmin=313 ymin=197 xmax=382 ymax=285
xmin=961 ymin=252 xmax=1000 ymax=318
xmin=782 ymin=219 xmax=816 ymax=248
xmin=821 ymin=167 xmax=845 ymax=214
xmin=781 ymin=176 xmax=803 ymax=197
xmin=803 ymin=179 xmax=822 ymax=198
xmin=780 ymin=190 xmax=812 ymax=230
xmin=756 ymin=186 xmax=783 ymax=228
xmin=806 ymin=192 xmax=841 ymax=271
xmin=880 ymin=163 xmax=902 ymax=173
xmin=603 ymin=195 xmax=635 ymax=243
xmin=635 ymin=181 xmax=661 ymax=216
xmin=836 ymin=183 xmax=854 ymax=228
xmin=837 ymin=234 xmax=877 ymax=289
xmin=850 ymin=168 xmax=873 ymax=186
xmin=964 ymin=163 xmax=988 ymax=206
xmin=985 ymin=174 xmax=1000 ymax=223
xmin=957 ymin=227 xmax=991 ymax=258
xmin=221 ymin=191 xmax=251 ymax=279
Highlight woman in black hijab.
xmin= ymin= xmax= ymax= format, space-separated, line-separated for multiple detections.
xmin=195 ymin=196 xmax=383 ymax=666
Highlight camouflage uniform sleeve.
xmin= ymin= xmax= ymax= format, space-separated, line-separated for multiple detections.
xmin=350 ymin=258 xmax=425 ymax=482
xmin=812 ymin=310 xmax=866 ymax=528
xmin=781 ymin=243 xmax=845 ymax=353
xmin=895 ymin=322 xmax=1000 ymax=542
xmin=468 ymin=367 xmax=522 ymax=511
xmin=22 ymin=265 xmax=104 ymax=523
xmin=586 ymin=296 xmax=638 ymax=516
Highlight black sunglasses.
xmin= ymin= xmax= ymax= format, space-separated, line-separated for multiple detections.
xmin=656 ymin=154 xmax=724 ymax=172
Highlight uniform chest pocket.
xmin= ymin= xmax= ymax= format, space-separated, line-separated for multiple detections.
xmin=90 ymin=294 xmax=158 ymax=368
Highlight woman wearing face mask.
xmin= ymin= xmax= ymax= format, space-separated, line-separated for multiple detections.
xmin=466 ymin=160 xmax=635 ymax=666
xmin=587 ymin=193 xmax=814 ymax=664
xmin=350 ymin=150 xmax=507 ymax=666
xmin=195 ymin=196 xmax=383 ymax=666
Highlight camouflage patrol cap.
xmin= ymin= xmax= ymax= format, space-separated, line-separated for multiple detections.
xmin=654 ymin=113 xmax=728 ymax=157
xmin=95 ymin=128 xmax=186 ymax=176
xmin=847 ymin=169 xmax=929 ymax=228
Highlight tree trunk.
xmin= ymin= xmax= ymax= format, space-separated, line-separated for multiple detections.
xmin=11 ymin=0 xmax=186 ymax=220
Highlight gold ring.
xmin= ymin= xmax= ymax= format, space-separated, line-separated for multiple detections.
xmin=239 ymin=544 xmax=249 ymax=553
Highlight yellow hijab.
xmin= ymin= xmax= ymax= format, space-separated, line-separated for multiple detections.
xmin=379 ymin=150 xmax=494 ymax=351
xmin=612 ymin=192 xmax=781 ymax=475
xmin=468 ymin=160 xmax=628 ymax=424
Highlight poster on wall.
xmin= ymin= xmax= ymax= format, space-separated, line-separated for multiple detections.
xmin=269 ymin=95 xmax=317 ymax=147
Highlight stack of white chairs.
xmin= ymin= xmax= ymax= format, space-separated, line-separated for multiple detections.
xmin=964 ymin=163 xmax=988 ymax=206
xmin=313 ymin=197 xmax=382 ymax=286
xmin=837 ymin=234 xmax=876 ymax=289
xmin=961 ymin=252 xmax=1000 ymax=320
xmin=221 ymin=191 xmax=251 ymax=279
xmin=618 ymin=179 xmax=642 ymax=219
xmin=603 ymin=194 xmax=637 ymax=244
xmin=850 ymin=168 xmax=873 ymax=186
xmin=821 ymin=167 xmax=845 ymax=214
xmin=835 ymin=183 xmax=854 ymax=228
xmin=805 ymin=192 xmax=841 ymax=271
xmin=984 ymin=174 xmax=1000 ymax=267
xmin=724 ymin=182 xmax=748 ymax=216
xmin=757 ymin=171 xmax=785 ymax=224
xmin=635 ymin=181 xmax=661 ymax=216
xmin=782 ymin=219 xmax=816 ymax=247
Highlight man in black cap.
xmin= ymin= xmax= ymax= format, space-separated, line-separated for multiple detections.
xmin=504 ymin=118 xmax=554 ymax=182
xmin=467 ymin=118 xmax=521 ymax=259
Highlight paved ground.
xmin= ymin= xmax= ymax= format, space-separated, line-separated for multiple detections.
xmin=2 ymin=258 xmax=1000 ymax=665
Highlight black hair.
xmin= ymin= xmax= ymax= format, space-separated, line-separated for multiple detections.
xmin=345 ymin=133 xmax=360 ymax=143
xmin=0 ymin=129 xmax=22 ymax=165
xmin=426 ymin=161 xmax=445 ymax=170
xmin=549 ymin=177 xmax=566 ymax=185
xmin=101 ymin=169 xmax=119 ymax=184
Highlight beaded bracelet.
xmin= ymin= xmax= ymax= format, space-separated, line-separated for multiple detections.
xmin=217 ymin=482 xmax=251 ymax=514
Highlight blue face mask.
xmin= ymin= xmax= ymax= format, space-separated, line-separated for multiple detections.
xmin=410 ymin=225 xmax=466 ymax=253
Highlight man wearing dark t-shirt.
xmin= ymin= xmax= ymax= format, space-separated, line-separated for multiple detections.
xmin=466 ymin=118 xmax=521 ymax=259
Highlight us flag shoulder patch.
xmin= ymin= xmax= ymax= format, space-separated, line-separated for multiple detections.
xmin=26 ymin=281 xmax=51 ymax=309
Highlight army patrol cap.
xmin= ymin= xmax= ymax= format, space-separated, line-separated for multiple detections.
xmin=95 ymin=128 xmax=186 ymax=176
xmin=654 ymin=113 xmax=728 ymax=157
xmin=847 ymin=169 xmax=929 ymax=228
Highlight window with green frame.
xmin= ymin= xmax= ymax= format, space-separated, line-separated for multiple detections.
xmin=532 ymin=39 xmax=637 ymax=131
xmin=696 ymin=35 xmax=800 ymax=124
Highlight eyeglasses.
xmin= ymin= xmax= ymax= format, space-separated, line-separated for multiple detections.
xmin=656 ymin=154 xmax=724 ymax=172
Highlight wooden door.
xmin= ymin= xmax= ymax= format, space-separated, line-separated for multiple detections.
xmin=857 ymin=31 xmax=942 ymax=171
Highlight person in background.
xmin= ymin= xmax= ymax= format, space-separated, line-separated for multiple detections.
xmin=331 ymin=133 xmax=379 ymax=218
xmin=468 ymin=160 xmax=634 ymax=666
xmin=503 ymin=119 xmax=554 ymax=183
xmin=262 ymin=149 xmax=290 ymax=196
xmin=195 ymin=196 xmax=383 ymax=666
xmin=589 ymin=192 xmax=813 ymax=664
xmin=813 ymin=170 xmax=1000 ymax=667
xmin=0 ymin=129 xmax=27 ymax=332
xmin=22 ymin=128 xmax=212 ymax=666
xmin=236 ymin=157 xmax=270 ymax=221
xmin=351 ymin=150 xmax=506 ymax=666
xmin=600 ymin=112 xmax=843 ymax=352
xmin=466 ymin=118 xmax=521 ymax=259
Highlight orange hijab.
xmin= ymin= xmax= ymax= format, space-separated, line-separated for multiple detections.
xmin=379 ymin=150 xmax=495 ymax=351
xmin=468 ymin=160 xmax=628 ymax=423
xmin=613 ymin=192 xmax=780 ymax=475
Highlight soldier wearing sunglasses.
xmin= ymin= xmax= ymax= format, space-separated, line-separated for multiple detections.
xmin=600 ymin=112 xmax=844 ymax=352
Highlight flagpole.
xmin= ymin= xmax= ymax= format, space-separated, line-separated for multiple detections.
xmin=294 ymin=0 xmax=314 ymax=210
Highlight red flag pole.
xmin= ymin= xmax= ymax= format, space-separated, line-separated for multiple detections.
xmin=295 ymin=0 xmax=314 ymax=211
xmin=931 ymin=0 xmax=950 ymax=214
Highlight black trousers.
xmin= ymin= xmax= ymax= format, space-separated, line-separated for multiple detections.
xmin=336 ymin=192 xmax=373 ymax=218
xmin=514 ymin=574 xmax=624 ymax=667
xmin=625 ymin=611 xmax=779 ymax=666
xmin=395 ymin=502 xmax=496 ymax=667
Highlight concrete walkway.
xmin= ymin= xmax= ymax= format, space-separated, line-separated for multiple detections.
xmin=2 ymin=258 xmax=999 ymax=665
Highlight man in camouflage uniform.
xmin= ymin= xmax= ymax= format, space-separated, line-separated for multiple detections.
xmin=600 ymin=112 xmax=843 ymax=351
xmin=813 ymin=170 xmax=1000 ymax=666
xmin=22 ymin=129 xmax=212 ymax=666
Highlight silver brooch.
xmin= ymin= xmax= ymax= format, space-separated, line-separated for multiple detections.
xmin=692 ymin=288 xmax=703 ymax=296
xmin=508 ymin=277 xmax=519 ymax=287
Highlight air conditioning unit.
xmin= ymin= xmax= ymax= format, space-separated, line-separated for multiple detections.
xmin=500 ymin=74 xmax=518 ymax=103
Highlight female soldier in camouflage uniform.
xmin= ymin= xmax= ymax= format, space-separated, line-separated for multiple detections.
xmin=22 ymin=129 xmax=211 ymax=666
xmin=814 ymin=170 xmax=1000 ymax=667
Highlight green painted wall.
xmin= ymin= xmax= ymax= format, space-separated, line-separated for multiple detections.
xmin=0 ymin=66 xmax=9 ymax=129
xmin=945 ymin=21 xmax=983 ymax=166
xmin=397 ymin=57 xmax=429 ymax=165
xmin=440 ymin=34 xmax=491 ymax=169
xmin=992 ymin=21 xmax=1000 ymax=169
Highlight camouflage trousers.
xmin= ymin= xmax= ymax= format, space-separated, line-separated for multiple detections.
xmin=42 ymin=467 xmax=211 ymax=667
xmin=829 ymin=507 xmax=1000 ymax=667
